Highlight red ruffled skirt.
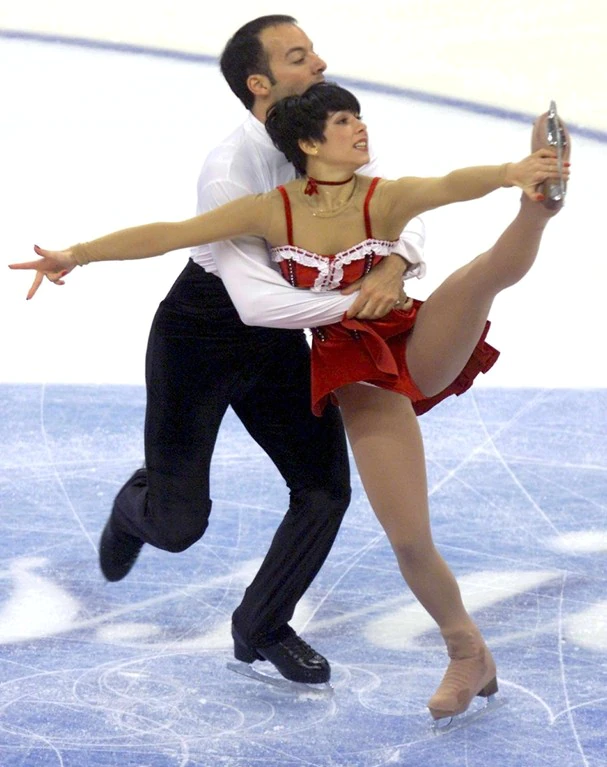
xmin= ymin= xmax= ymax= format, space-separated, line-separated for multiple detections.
xmin=311 ymin=299 xmax=500 ymax=417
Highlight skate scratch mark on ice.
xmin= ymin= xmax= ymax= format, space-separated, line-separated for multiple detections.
xmin=426 ymin=389 xmax=547 ymax=501
xmin=94 ymin=625 xmax=198 ymax=707
xmin=0 ymin=692 xmax=28 ymax=716
xmin=557 ymin=572 xmax=590 ymax=767
xmin=76 ymin=663 xmax=246 ymax=747
xmin=482 ymin=454 xmax=607 ymax=473
xmin=469 ymin=390 xmax=561 ymax=536
xmin=553 ymin=697 xmax=607 ymax=722
xmin=237 ymin=703 xmax=274 ymax=735
xmin=528 ymin=471 xmax=607 ymax=516
xmin=256 ymin=742 xmax=325 ymax=767
xmin=0 ymin=670 xmax=74 ymax=695
xmin=346 ymin=665 xmax=383 ymax=707
xmin=0 ymin=657 xmax=43 ymax=674
xmin=2 ymin=717 xmax=66 ymax=767
xmin=299 ymin=533 xmax=387 ymax=632
xmin=429 ymin=457 xmax=548 ymax=549
xmin=331 ymin=531 xmax=386 ymax=569
xmin=108 ymin=697 xmax=192 ymax=757
xmin=309 ymin=593 xmax=406 ymax=633
xmin=498 ymin=679 xmax=555 ymax=722
xmin=38 ymin=384 xmax=97 ymax=553
xmin=71 ymin=663 xmax=195 ymax=757
xmin=35 ymin=734 xmax=65 ymax=767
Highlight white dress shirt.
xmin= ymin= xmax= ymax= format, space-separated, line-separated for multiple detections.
xmin=190 ymin=111 xmax=426 ymax=329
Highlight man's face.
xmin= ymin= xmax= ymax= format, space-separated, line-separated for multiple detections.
xmin=259 ymin=24 xmax=326 ymax=104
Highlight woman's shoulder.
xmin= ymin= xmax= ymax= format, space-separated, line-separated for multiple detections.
xmin=371 ymin=176 xmax=422 ymax=204
xmin=373 ymin=175 xmax=416 ymax=190
xmin=277 ymin=178 xmax=301 ymax=194
xmin=242 ymin=187 xmax=284 ymax=209
xmin=357 ymin=174 xmax=402 ymax=199
xmin=355 ymin=173 xmax=379 ymax=189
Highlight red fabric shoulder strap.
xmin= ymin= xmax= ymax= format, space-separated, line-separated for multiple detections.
xmin=363 ymin=177 xmax=381 ymax=239
xmin=277 ymin=185 xmax=294 ymax=245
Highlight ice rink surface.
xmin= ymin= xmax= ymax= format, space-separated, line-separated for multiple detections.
xmin=2 ymin=384 xmax=606 ymax=766
xmin=1 ymin=33 xmax=606 ymax=767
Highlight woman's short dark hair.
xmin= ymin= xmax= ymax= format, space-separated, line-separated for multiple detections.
xmin=265 ymin=82 xmax=361 ymax=175
xmin=220 ymin=15 xmax=297 ymax=110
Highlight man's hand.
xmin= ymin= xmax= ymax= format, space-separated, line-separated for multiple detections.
xmin=9 ymin=244 xmax=77 ymax=300
xmin=342 ymin=254 xmax=412 ymax=320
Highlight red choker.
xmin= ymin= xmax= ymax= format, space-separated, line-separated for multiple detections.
xmin=304 ymin=176 xmax=354 ymax=196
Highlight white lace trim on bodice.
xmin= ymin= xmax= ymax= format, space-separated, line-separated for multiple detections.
xmin=271 ymin=239 xmax=398 ymax=292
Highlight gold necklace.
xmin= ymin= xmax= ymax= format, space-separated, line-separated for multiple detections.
xmin=302 ymin=176 xmax=358 ymax=218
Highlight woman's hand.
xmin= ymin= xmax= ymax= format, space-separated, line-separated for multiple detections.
xmin=9 ymin=244 xmax=78 ymax=300
xmin=505 ymin=149 xmax=570 ymax=202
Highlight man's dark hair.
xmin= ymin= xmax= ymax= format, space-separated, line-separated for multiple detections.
xmin=220 ymin=15 xmax=297 ymax=110
xmin=265 ymin=82 xmax=361 ymax=175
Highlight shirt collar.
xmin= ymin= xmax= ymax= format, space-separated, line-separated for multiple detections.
xmin=245 ymin=111 xmax=274 ymax=147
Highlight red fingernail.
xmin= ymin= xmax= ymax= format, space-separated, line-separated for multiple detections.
xmin=537 ymin=193 xmax=545 ymax=201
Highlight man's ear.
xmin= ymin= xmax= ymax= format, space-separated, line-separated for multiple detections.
xmin=247 ymin=74 xmax=272 ymax=100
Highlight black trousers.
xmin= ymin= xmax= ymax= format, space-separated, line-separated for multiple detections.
xmin=112 ymin=260 xmax=351 ymax=647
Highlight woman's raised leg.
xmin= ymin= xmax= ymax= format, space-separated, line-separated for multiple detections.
xmin=406 ymin=195 xmax=558 ymax=397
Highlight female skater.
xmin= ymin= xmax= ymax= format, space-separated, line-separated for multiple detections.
xmin=10 ymin=82 xmax=569 ymax=722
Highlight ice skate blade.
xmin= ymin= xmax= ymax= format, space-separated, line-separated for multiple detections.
xmin=431 ymin=693 xmax=507 ymax=735
xmin=544 ymin=99 xmax=568 ymax=206
xmin=226 ymin=660 xmax=334 ymax=697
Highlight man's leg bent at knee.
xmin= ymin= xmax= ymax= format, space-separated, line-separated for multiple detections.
xmin=99 ymin=277 xmax=235 ymax=580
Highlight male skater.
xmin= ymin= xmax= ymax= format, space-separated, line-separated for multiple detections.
xmin=100 ymin=15 xmax=425 ymax=684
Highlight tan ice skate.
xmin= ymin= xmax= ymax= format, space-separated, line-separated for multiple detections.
xmin=427 ymin=627 xmax=498 ymax=724
xmin=531 ymin=100 xmax=571 ymax=211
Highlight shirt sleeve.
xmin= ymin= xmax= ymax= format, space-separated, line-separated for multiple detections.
xmin=200 ymin=179 xmax=356 ymax=329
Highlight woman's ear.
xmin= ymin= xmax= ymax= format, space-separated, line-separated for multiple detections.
xmin=298 ymin=138 xmax=319 ymax=158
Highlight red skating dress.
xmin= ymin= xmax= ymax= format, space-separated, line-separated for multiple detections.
xmin=272 ymin=178 xmax=500 ymax=417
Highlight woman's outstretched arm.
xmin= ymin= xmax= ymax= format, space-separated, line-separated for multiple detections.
xmin=382 ymin=149 xmax=569 ymax=229
xmin=9 ymin=193 xmax=271 ymax=299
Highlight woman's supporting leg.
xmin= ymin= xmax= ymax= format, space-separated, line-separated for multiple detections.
xmin=335 ymin=382 xmax=496 ymax=717
xmin=335 ymin=384 xmax=472 ymax=632
xmin=406 ymin=196 xmax=556 ymax=397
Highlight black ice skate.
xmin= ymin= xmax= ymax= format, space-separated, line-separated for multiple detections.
xmin=228 ymin=625 xmax=333 ymax=695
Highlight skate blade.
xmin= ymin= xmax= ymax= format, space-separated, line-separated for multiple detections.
xmin=431 ymin=693 xmax=507 ymax=735
xmin=226 ymin=660 xmax=334 ymax=697
xmin=544 ymin=99 xmax=567 ymax=206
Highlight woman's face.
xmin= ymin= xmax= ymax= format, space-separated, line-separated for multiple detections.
xmin=316 ymin=110 xmax=370 ymax=168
